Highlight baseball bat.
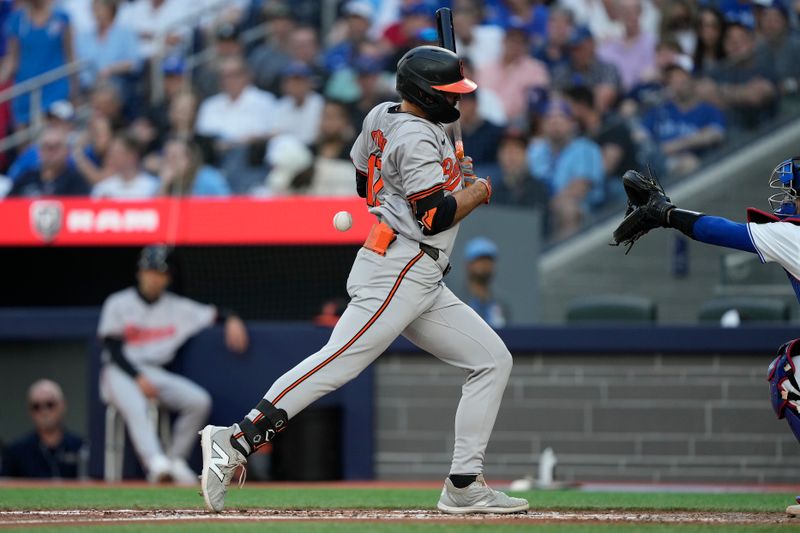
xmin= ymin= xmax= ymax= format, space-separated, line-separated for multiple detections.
xmin=435 ymin=7 xmax=464 ymax=159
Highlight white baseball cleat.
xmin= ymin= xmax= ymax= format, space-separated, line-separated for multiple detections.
xmin=437 ymin=474 xmax=530 ymax=514
xmin=199 ymin=425 xmax=247 ymax=512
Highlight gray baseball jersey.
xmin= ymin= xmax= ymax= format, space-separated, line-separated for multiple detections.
xmin=241 ymin=101 xmax=514 ymax=477
xmin=350 ymin=101 xmax=463 ymax=256
xmin=98 ymin=288 xmax=216 ymax=367
xmin=98 ymin=288 xmax=216 ymax=473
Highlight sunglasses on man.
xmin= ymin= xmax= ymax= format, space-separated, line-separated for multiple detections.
xmin=30 ymin=400 xmax=57 ymax=412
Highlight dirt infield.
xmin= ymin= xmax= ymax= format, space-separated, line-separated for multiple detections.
xmin=0 ymin=508 xmax=793 ymax=528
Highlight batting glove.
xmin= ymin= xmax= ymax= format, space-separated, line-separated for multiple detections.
xmin=460 ymin=156 xmax=492 ymax=204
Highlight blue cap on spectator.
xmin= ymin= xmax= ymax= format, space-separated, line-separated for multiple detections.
xmin=725 ymin=11 xmax=756 ymax=30
xmin=542 ymin=99 xmax=573 ymax=118
xmin=465 ymin=237 xmax=498 ymax=261
xmin=354 ymin=55 xmax=383 ymax=75
xmin=282 ymin=62 xmax=314 ymax=78
xmin=568 ymin=25 xmax=594 ymax=47
xmin=755 ymin=0 xmax=789 ymax=17
xmin=417 ymin=27 xmax=439 ymax=42
xmin=401 ymin=2 xmax=430 ymax=18
xmin=162 ymin=54 xmax=185 ymax=76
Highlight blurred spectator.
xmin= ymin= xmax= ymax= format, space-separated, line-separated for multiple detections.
xmin=701 ymin=18 xmax=778 ymax=130
xmin=462 ymin=57 xmax=506 ymax=126
xmin=755 ymin=0 xmax=800 ymax=95
xmin=58 ymin=0 xmax=93 ymax=34
xmin=693 ymin=7 xmax=727 ymax=77
xmin=195 ymin=56 xmax=276 ymax=193
xmin=564 ymin=85 xmax=639 ymax=186
xmin=453 ymin=1 xmax=503 ymax=69
xmin=491 ymin=131 xmax=548 ymax=208
xmin=142 ymin=55 xmax=188 ymax=136
xmin=348 ymin=54 xmax=394 ymax=128
xmin=323 ymin=1 xmax=374 ymax=73
xmin=8 ymin=126 xmax=89 ymax=197
xmin=658 ymin=0 xmax=697 ymax=55
xmin=459 ymin=90 xmax=504 ymax=168
xmin=72 ymin=113 xmax=112 ymax=174
xmin=620 ymin=38 xmax=683 ymax=118
xmin=484 ymin=0 xmax=549 ymax=44
xmin=597 ymin=0 xmax=657 ymax=92
xmin=642 ymin=59 xmax=726 ymax=176
xmin=313 ymin=99 xmax=355 ymax=161
xmin=159 ymin=137 xmax=229 ymax=197
xmin=192 ymin=23 xmax=245 ymax=100
xmin=533 ymin=6 xmax=574 ymax=71
xmin=310 ymin=99 xmax=358 ymax=195
xmin=552 ymin=26 xmax=622 ymax=114
xmin=561 ymin=0 xmax=660 ymax=42
xmin=98 ymin=245 xmax=247 ymax=484
xmin=0 ymin=0 xmax=75 ymax=128
xmin=477 ymin=26 xmax=549 ymax=122
xmin=269 ymin=63 xmax=325 ymax=146
xmin=380 ymin=1 xmax=433 ymax=58
xmin=89 ymin=81 xmax=125 ymax=129
xmin=247 ymin=1 xmax=294 ymax=94
xmin=92 ymin=133 xmax=159 ymax=198
xmin=75 ymin=0 xmax=140 ymax=92
xmin=0 ymin=379 xmax=85 ymax=478
xmin=528 ymin=100 xmax=603 ymax=240
xmin=118 ymin=0 xmax=191 ymax=59
xmin=262 ymin=134 xmax=314 ymax=195
xmin=463 ymin=237 xmax=507 ymax=329
xmin=8 ymin=100 xmax=77 ymax=180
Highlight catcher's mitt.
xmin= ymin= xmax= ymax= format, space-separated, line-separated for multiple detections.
xmin=612 ymin=169 xmax=674 ymax=253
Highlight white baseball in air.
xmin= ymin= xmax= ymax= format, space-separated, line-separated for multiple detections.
xmin=333 ymin=211 xmax=353 ymax=232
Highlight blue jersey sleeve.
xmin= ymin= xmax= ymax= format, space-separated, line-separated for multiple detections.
xmin=692 ymin=215 xmax=757 ymax=253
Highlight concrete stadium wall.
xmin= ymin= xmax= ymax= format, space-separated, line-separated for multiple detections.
xmin=375 ymin=351 xmax=797 ymax=483
xmin=1 ymin=310 xmax=796 ymax=484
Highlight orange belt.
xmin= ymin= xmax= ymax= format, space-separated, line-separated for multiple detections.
xmin=363 ymin=222 xmax=397 ymax=256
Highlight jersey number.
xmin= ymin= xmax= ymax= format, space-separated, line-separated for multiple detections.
xmin=366 ymin=153 xmax=384 ymax=207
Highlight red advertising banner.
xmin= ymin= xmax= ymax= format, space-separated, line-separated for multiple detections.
xmin=0 ymin=197 xmax=373 ymax=246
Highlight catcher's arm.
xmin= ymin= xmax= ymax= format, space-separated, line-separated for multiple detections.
xmin=612 ymin=169 xmax=756 ymax=253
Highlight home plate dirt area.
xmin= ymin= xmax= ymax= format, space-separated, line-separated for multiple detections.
xmin=0 ymin=508 xmax=793 ymax=527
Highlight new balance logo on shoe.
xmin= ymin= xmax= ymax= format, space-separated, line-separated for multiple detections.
xmin=209 ymin=441 xmax=230 ymax=482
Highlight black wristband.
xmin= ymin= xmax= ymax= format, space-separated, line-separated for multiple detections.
xmin=668 ymin=208 xmax=704 ymax=238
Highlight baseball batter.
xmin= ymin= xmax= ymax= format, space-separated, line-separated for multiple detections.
xmin=199 ymin=46 xmax=529 ymax=515
xmin=98 ymin=245 xmax=248 ymax=484
xmin=612 ymin=160 xmax=800 ymax=515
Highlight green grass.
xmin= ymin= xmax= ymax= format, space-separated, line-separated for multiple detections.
xmin=6 ymin=524 xmax=796 ymax=533
xmin=0 ymin=486 xmax=794 ymax=512
xmin=0 ymin=486 xmax=796 ymax=532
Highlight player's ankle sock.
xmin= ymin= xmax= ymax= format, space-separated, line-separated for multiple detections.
xmin=229 ymin=424 xmax=251 ymax=456
xmin=449 ymin=474 xmax=478 ymax=488
xmin=234 ymin=399 xmax=289 ymax=455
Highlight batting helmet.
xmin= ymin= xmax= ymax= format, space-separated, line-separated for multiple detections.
xmin=138 ymin=244 xmax=172 ymax=273
xmin=396 ymin=45 xmax=477 ymax=124
xmin=768 ymin=157 xmax=800 ymax=217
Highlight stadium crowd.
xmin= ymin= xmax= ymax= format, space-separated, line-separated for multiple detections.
xmin=0 ymin=0 xmax=798 ymax=240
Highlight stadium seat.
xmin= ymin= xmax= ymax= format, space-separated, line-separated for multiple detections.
xmin=697 ymin=296 xmax=790 ymax=323
xmin=104 ymin=399 xmax=171 ymax=482
xmin=565 ymin=295 xmax=657 ymax=323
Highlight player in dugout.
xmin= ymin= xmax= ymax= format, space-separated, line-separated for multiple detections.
xmin=97 ymin=245 xmax=248 ymax=484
